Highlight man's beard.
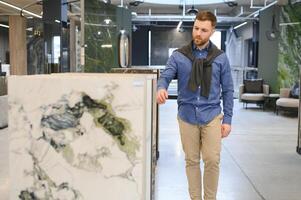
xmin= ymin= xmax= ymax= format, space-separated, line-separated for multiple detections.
xmin=193 ymin=37 xmax=209 ymax=47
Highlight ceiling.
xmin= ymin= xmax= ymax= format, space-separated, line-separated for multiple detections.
xmin=127 ymin=0 xmax=289 ymax=24
xmin=0 ymin=0 xmax=42 ymax=16
xmin=0 ymin=0 xmax=41 ymax=24
xmin=126 ymin=0 xmax=279 ymax=15
xmin=0 ymin=0 xmax=289 ymax=25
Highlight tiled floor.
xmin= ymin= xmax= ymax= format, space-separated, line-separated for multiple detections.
xmin=0 ymin=127 xmax=8 ymax=200
xmin=1 ymin=99 xmax=301 ymax=200
xmin=154 ymin=99 xmax=301 ymax=200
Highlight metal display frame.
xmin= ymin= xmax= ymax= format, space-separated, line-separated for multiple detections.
xmin=297 ymin=67 xmax=301 ymax=155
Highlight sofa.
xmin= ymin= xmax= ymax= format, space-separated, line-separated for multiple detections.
xmin=239 ymin=79 xmax=269 ymax=109
xmin=276 ymin=88 xmax=299 ymax=115
xmin=0 ymin=76 xmax=8 ymax=128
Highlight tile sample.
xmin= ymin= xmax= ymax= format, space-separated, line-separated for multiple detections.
xmin=9 ymin=73 xmax=155 ymax=200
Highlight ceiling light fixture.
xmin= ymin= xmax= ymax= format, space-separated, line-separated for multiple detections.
xmin=101 ymin=44 xmax=112 ymax=48
xmin=103 ymin=0 xmax=111 ymax=4
xmin=234 ymin=21 xmax=247 ymax=29
xmin=129 ymin=0 xmax=144 ymax=7
xmin=224 ymin=0 xmax=238 ymax=7
xmin=266 ymin=13 xmax=280 ymax=41
xmin=186 ymin=5 xmax=198 ymax=15
xmin=132 ymin=24 xmax=138 ymax=32
xmin=0 ymin=23 xmax=9 ymax=29
xmin=131 ymin=12 xmax=137 ymax=17
xmin=279 ymin=22 xmax=300 ymax=26
xmin=0 ymin=0 xmax=42 ymax=18
xmin=177 ymin=20 xmax=183 ymax=30
xmin=104 ymin=18 xmax=112 ymax=25
xmin=186 ymin=0 xmax=198 ymax=15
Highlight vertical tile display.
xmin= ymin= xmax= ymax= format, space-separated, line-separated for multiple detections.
xmin=84 ymin=1 xmax=117 ymax=72
xmin=27 ymin=19 xmax=45 ymax=75
xmin=84 ymin=1 xmax=131 ymax=72
xmin=9 ymin=73 xmax=155 ymax=200
xmin=111 ymin=68 xmax=160 ymax=200
xmin=278 ymin=4 xmax=301 ymax=88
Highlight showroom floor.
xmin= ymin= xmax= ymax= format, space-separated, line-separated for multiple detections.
xmin=154 ymin=99 xmax=301 ymax=200
xmin=1 ymin=99 xmax=301 ymax=200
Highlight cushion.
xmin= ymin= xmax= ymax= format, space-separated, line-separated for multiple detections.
xmin=290 ymin=83 xmax=299 ymax=99
xmin=243 ymin=79 xmax=263 ymax=93
xmin=276 ymin=98 xmax=299 ymax=108
xmin=241 ymin=93 xmax=265 ymax=101
xmin=280 ymin=88 xmax=291 ymax=98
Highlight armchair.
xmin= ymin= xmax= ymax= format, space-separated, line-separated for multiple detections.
xmin=276 ymin=88 xmax=299 ymax=115
xmin=239 ymin=79 xmax=269 ymax=109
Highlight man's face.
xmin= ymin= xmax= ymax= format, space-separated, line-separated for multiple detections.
xmin=192 ymin=19 xmax=215 ymax=47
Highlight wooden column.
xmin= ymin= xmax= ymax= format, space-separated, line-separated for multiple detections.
xmin=9 ymin=16 xmax=27 ymax=75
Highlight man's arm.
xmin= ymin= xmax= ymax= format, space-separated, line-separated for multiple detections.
xmin=220 ymin=54 xmax=234 ymax=137
xmin=157 ymin=53 xmax=178 ymax=104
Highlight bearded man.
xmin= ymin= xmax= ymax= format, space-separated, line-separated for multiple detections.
xmin=156 ymin=11 xmax=234 ymax=200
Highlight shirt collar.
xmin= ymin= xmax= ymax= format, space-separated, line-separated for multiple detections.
xmin=192 ymin=40 xmax=211 ymax=52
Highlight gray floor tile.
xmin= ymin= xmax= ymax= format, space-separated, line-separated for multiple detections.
xmin=155 ymin=99 xmax=300 ymax=200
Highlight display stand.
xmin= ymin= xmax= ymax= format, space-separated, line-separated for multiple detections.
xmin=297 ymin=69 xmax=301 ymax=155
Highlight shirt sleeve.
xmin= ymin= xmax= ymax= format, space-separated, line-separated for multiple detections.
xmin=157 ymin=52 xmax=178 ymax=91
xmin=220 ymin=54 xmax=234 ymax=125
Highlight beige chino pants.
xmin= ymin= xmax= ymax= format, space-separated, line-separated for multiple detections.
xmin=178 ymin=114 xmax=223 ymax=200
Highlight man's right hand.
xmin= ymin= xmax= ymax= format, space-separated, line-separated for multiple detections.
xmin=157 ymin=89 xmax=168 ymax=104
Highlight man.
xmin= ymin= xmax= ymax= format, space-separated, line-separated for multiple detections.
xmin=157 ymin=11 xmax=234 ymax=200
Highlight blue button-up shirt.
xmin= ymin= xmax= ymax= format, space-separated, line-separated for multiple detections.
xmin=158 ymin=42 xmax=234 ymax=125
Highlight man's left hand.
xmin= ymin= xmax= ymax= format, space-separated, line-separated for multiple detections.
xmin=221 ymin=124 xmax=231 ymax=138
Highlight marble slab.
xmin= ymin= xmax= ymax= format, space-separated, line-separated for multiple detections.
xmin=110 ymin=68 xmax=160 ymax=199
xmin=9 ymin=73 xmax=156 ymax=200
xmin=84 ymin=1 xmax=131 ymax=73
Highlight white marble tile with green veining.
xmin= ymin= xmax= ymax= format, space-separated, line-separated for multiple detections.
xmin=9 ymin=74 xmax=155 ymax=200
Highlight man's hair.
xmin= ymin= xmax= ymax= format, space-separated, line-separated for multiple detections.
xmin=195 ymin=11 xmax=217 ymax=27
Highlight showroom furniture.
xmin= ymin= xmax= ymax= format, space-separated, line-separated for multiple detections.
xmin=264 ymin=93 xmax=280 ymax=112
xmin=239 ymin=79 xmax=269 ymax=109
xmin=276 ymin=88 xmax=299 ymax=115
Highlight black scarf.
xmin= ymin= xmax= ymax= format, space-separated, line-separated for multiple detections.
xmin=176 ymin=41 xmax=223 ymax=98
